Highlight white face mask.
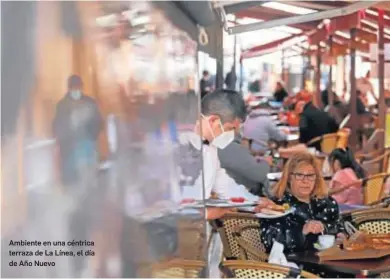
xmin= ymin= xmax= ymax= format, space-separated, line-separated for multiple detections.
xmin=202 ymin=115 xmax=235 ymax=149
xmin=70 ymin=90 xmax=82 ymax=100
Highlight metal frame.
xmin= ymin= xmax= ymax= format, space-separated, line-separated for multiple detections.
xmin=228 ymin=1 xmax=380 ymax=35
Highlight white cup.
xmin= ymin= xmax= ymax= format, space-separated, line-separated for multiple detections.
xmin=318 ymin=234 xmax=335 ymax=249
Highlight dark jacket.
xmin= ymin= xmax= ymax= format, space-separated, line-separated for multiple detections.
xmin=299 ymin=102 xmax=339 ymax=151
xmin=260 ymin=192 xmax=344 ymax=254
xmin=225 ymin=71 xmax=237 ymax=90
xmin=200 ymin=78 xmax=212 ymax=99
xmin=321 ymin=90 xmax=343 ymax=107
xmin=53 ymin=93 xmax=102 ymax=149
xmin=218 ymin=137 xmax=270 ymax=197
xmin=273 ymin=88 xmax=288 ymax=103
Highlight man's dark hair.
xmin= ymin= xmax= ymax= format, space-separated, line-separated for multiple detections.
xmin=201 ymin=89 xmax=247 ymax=123
xmin=202 ymin=70 xmax=209 ymax=76
xmin=68 ymin=74 xmax=83 ymax=87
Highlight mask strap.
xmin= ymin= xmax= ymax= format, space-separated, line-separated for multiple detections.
xmin=201 ymin=114 xmax=216 ymax=139
xmin=218 ymin=119 xmax=225 ymax=133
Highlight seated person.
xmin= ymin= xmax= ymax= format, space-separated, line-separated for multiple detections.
xmin=257 ymin=152 xmax=345 ymax=254
xmin=328 ymin=148 xmax=366 ymax=205
xmin=273 ymin=81 xmax=289 ymax=103
xmin=321 ymin=90 xmax=348 ymax=125
xmin=282 ymin=89 xmax=312 ymax=111
xmin=296 ymin=100 xmax=339 ymax=151
xmin=321 ymin=89 xmax=343 ymax=108
xmin=243 ymin=103 xmax=288 ymax=153
xmin=355 ymin=90 xmax=369 ymax=115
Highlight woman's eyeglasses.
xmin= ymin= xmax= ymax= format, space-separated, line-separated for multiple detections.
xmin=292 ymin=172 xmax=317 ymax=181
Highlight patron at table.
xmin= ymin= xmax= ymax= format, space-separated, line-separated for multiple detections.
xmin=257 ymin=152 xmax=345 ymax=254
xmin=328 ymin=148 xmax=366 ymax=205
xmin=273 ymin=81 xmax=289 ymax=103
xmin=296 ymin=100 xmax=338 ymax=151
xmin=243 ymin=102 xmax=288 ymax=154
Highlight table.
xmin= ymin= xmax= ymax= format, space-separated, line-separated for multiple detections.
xmin=339 ymin=204 xmax=370 ymax=213
xmin=287 ymin=251 xmax=390 ymax=277
xmin=278 ymin=126 xmax=299 ymax=133
xmin=286 ymin=134 xmax=299 ymax=141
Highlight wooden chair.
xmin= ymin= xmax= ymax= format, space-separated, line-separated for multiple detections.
xmin=336 ymin=128 xmax=350 ymax=149
xmin=213 ymin=213 xmax=267 ymax=261
xmin=349 ymin=207 xmax=390 ymax=235
xmin=220 ymin=260 xmax=318 ymax=279
xmin=329 ymin=173 xmax=389 ymax=205
xmin=355 ymin=149 xmax=385 ymax=164
xmin=362 ymin=173 xmax=390 ymax=205
xmin=151 ymin=259 xmax=206 ymax=278
xmin=361 ymin=151 xmax=390 ymax=175
xmin=307 ymin=133 xmax=339 ymax=154
xmin=232 ymin=222 xmax=268 ymax=262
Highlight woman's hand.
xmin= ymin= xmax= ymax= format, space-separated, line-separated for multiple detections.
xmin=254 ymin=197 xmax=276 ymax=213
xmin=303 ymin=220 xmax=325 ymax=235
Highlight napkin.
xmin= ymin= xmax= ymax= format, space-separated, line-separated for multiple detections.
xmin=268 ymin=241 xmax=299 ymax=269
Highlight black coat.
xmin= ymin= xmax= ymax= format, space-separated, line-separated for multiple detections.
xmin=299 ymin=102 xmax=339 ymax=151
xmin=53 ymin=93 xmax=102 ymax=149
xmin=273 ymin=89 xmax=288 ymax=103
xmin=260 ymin=192 xmax=344 ymax=254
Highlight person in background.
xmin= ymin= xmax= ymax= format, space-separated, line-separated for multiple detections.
xmin=357 ymin=70 xmax=377 ymax=106
xmin=296 ymin=100 xmax=339 ymax=151
xmin=321 ymin=89 xmax=344 ymax=109
xmin=243 ymin=102 xmax=288 ymax=154
xmin=328 ymin=148 xmax=366 ymax=205
xmin=225 ymin=66 xmax=237 ymax=90
xmin=356 ymin=90 xmax=370 ymax=115
xmin=273 ymin=81 xmax=289 ymax=103
xmin=53 ymin=75 xmax=102 ymax=187
xmin=321 ymin=89 xmax=348 ymax=125
xmin=355 ymin=90 xmax=375 ymax=147
xmin=200 ymin=70 xmax=213 ymax=99
xmin=257 ymin=152 xmax=346 ymax=254
xmin=53 ymin=75 xmax=102 ymax=277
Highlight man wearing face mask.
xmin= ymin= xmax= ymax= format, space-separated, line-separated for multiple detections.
xmin=182 ymin=89 xmax=269 ymax=219
xmin=53 ymin=75 xmax=103 ymax=187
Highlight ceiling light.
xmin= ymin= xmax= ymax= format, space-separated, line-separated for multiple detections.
xmin=366 ymin=9 xmax=390 ymax=20
xmin=262 ymin=2 xmax=317 ymax=15
xmin=361 ymin=19 xmax=377 ymax=29
xmin=335 ymin=31 xmax=351 ymax=39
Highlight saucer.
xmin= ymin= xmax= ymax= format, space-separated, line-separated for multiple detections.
xmin=314 ymin=243 xmax=332 ymax=251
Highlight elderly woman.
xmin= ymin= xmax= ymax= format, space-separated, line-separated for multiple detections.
xmin=257 ymin=152 xmax=345 ymax=254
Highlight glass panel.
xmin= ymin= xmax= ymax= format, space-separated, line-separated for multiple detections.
xmin=1 ymin=1 xmax=207 ymax=277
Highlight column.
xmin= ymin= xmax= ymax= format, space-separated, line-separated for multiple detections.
xmin=378 ymin=9 xmax=385 ymax=149
xmin=215 ymin=25 xmax=224 ymax=89
xmin=328 ymin=35 xmax=334 ymax=109
xmin=349 ymin=28 xmax=358 ymax=150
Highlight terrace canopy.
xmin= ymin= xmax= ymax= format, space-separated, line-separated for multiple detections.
xmin=214 ymin=0 xmax=389 ymax=149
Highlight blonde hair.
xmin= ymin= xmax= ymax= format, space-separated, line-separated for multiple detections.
xmin=272 ymin=152 xmax=328 ymax=199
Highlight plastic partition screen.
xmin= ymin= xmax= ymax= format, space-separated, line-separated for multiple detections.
xmin=1 ymin=1 xmax=208 ymax=277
